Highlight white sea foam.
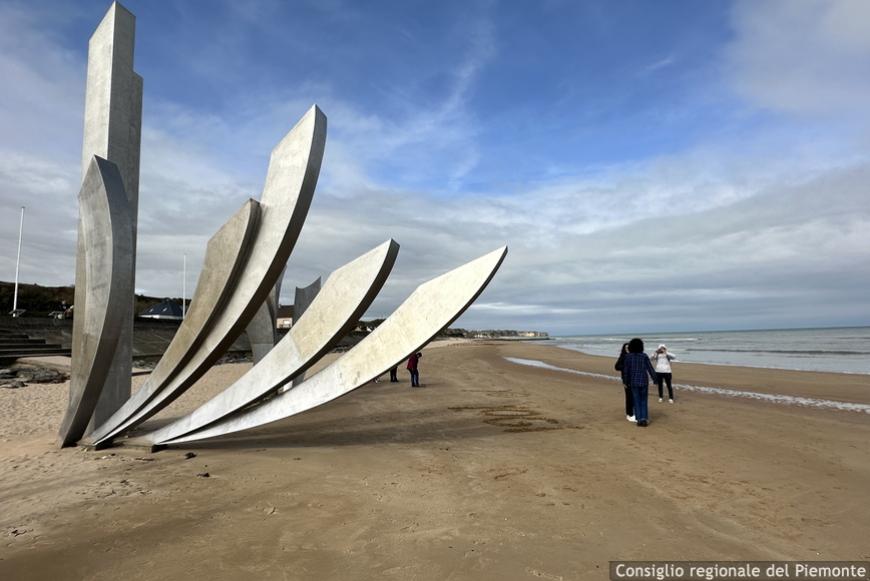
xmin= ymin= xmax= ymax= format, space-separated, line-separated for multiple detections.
xmin=504 ymin=357 xmax=870 ymax=415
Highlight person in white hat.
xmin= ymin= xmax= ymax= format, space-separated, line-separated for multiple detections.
xmin=650 ymin=344 xmax=677 ymax=403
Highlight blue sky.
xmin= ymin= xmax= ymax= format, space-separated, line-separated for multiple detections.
xmin=1 ymin=0 xmax=869 ymax=334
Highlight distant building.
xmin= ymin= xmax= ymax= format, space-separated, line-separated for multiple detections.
xmin=139 ymin=299 xmax=183 ymax=321
xmin=517 ymin=331 xmax=548 ymax=338
xmin=469 ymin=330 xmax=549 ymax=339
xmin=354 ymin=321 xmax=374 ymax=333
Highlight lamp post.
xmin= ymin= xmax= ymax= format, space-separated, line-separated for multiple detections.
xmin=12 ymin=206 xmax=25 ymax=316
xmin=182 ymin=253 xmax=186 ymax=319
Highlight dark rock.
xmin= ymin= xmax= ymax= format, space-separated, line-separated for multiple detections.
xmin=196 ymin=472 xmax=210 ymax=478
xmin=22 ymin=367 xmax=67 ymax=384
xmin=2 ymin=365 xmax=68 ymax=385
xmin=132 ymin=359 xmax=158 ymax=370
xmin=184 ymin=452 xmax=197 ymax=460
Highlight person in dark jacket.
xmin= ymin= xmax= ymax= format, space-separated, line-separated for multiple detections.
xmin=407 ymin=352 xmax=422 ymax=387
xmin=622 ymin=338 xmax=658 ymax=427
xmin=614 ymin=342 xmax=635 ymax=422
xmin=389 ymin=365 xmax=399 ymax=383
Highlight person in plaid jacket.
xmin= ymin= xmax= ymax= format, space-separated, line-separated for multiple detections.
xmin=622 ymin=338 xmax=658 ymax=427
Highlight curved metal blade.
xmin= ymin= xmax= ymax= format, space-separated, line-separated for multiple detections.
xmin=58 ymin=156 xmax=134 ymax=446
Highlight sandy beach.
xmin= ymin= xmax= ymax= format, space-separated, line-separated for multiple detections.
xmin=1 ymin=341 xmax=869 ymax=580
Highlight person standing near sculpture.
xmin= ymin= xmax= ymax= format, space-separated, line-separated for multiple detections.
xmin=622 ymin=338 xmax=658 ymax=427
xmin=614 ymin=342 xmax=635 ymax=422
xmin=651 ymin=344 xmax=677 ymax=403
xmin=407 ymin=352 xmax=422 ymax=387
xmin=389 ymin=365 xmax=399 ymax=382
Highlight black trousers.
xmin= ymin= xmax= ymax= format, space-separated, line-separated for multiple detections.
xmin=623 ymin=384 xmax=634 ymax=416
xmin=656 ymin=373 xmax=674 ymax=399
xmin=389 ymin=367 xmax=398 ymax=382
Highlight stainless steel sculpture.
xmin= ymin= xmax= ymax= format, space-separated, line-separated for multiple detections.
xmin=66 ymin=2 xmax=507 ymax=450
xmin=290 ymin=276 xmax=322 ymax=387
xmin=85 ymin=199 xmax=260 ymax=445
xmin=58 ymin=157 xmax=134 ymax=446
xmin=151 ymin=246 xmax=506 ymax=445
xmin=144 ymin=240 xmax=399 ymax=445
xmin=293 ymin=277 xmax=322 ymax=322
xmin=246 ymin=279 xmax=282 ymax=364
xmin=88 ymin=106 xmax=326 ymax=447
xmin=82 ymin=2 xmax=142 ymax=432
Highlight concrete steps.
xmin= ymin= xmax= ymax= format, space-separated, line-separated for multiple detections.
xmin=0 ymin=330 xmax=71 ymax=360
xmin=0 ymin=338 xmax=51 ymax=346
xmin=0 ymin=345 xmax=71 ymax=360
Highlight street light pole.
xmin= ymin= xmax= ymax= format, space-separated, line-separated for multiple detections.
xmin=12 ymin=206 xmax=25 ymax=315
xmin=182 ymin=253 xmax=187 ymax=319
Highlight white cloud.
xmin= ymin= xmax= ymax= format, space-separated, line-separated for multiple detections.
xmin=1 ymin=0 xmax=868 ymax=336
xmin=0 ymin=3 xmax=84 ymax=160
xmin=470 ymin=302 xmax=591 ymax=316
xmin=725 ymin=0 xmax=870 ymax=119
xmin=642 ymin=55 xmax=675 ymax=75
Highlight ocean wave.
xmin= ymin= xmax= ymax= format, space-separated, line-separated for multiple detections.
xmin=576 ymin=337 xmax=626 ymax=342
xmin=503 ymin=357 xmax=870 ymax=414
xmin=687 ymin=348 xmax=870 ymax=356
xmin=564 ymin=337 xmax=701 ymax=343
xmin=550 ymin=345 xmax=870 ymax=375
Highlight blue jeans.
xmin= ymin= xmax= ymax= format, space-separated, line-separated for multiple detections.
xmin=630 ymin=384 xmax=649 ymax=422
xmin=409 ymin=369 xmax=419 ymax=387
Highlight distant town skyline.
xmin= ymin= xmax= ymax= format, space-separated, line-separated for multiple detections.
xmin=1 ymin=0 xmax=868 ymax=334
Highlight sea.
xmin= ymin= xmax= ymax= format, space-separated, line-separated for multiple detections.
xmin=549 ymin=327 xmax=870 ymax=375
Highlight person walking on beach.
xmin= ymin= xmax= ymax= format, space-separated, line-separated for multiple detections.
xmin=614 ymin=343 xmax=635 ymax=422
xmin=651 ymin=344 xmax=677 ymax=403
xmin=407 ymin=352 xmax=422 ymax=388
xmin=622 ymin=338 xmax=658 ymax=427
xmin=389 ymin=365 xmax=399 ymax=383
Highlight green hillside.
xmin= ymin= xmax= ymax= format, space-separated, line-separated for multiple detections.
xmin=0 ymin=281 xmax=168 ymax=317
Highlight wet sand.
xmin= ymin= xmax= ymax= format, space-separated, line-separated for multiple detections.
xmin=2 ymin=342 xmax=869 ymax=580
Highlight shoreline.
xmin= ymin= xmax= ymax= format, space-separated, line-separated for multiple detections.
xmin=504 ymin=356 xmax=870 ymax=415
xmin=543 ymin=326 xmax=870 ymax=376
xmin=499 ymin=342 xmax=870 ymax=406
xmin=548 ymin=341 xmax=870 ymax=376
